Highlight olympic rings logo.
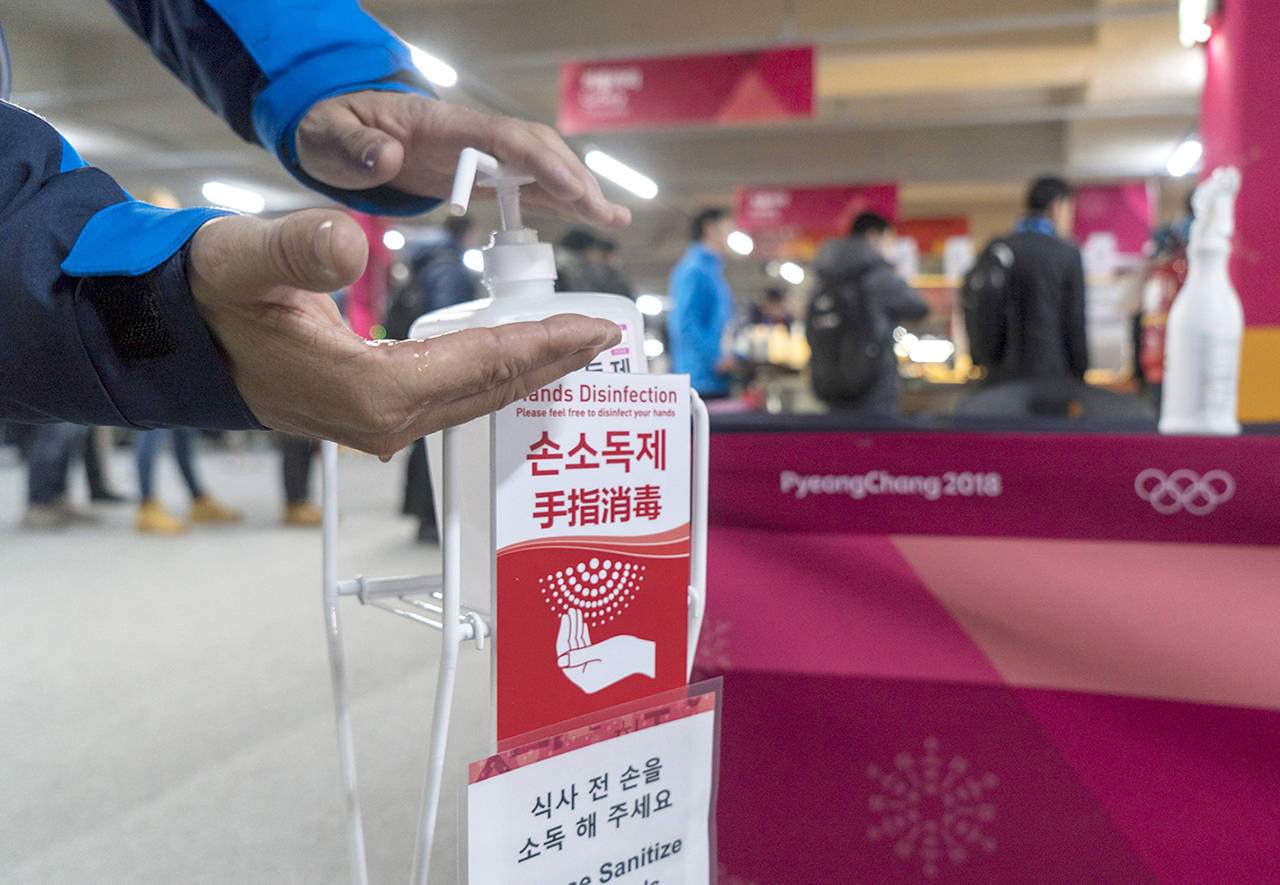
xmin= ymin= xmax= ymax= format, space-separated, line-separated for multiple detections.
xmin=1134 ymin=468 xmax=1235 ymax=516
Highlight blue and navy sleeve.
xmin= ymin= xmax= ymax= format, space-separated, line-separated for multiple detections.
xmin=0 ymin=102 xmax=260 ymax=429
xmin=106 ymin=0 xmax=441 ymax=216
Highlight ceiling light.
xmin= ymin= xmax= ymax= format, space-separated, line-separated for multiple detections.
xmin=778 ymin=261 xmax=805 ymax=285
xmin=635 ymin=294 xmax=664 ymax=317
xmin=727 ymin=230 xmax=754 ymax=256
xmin=1167 ymin=137 xmax=1203 ymax=177
xmin=201 ymin=180 xmax=265 ymax=214
xmin=410 ymin=45 xmax=458 ymax=88
xmin=1179 ymin=0 xmax=1213 ymax=48
xmin=584 ymin=150 xmax=658 ymax=200
xmin=643 ymin=337 xmax=665 ymax=359
xmin=382 ymin=229 xmax=406 ymax=251
xmin=462 ymin=249 xmax=485 ymax=273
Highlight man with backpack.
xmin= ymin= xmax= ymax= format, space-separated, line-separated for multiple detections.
xmin=963 ymin=176 xmax=1089 ymax=386
xmin=806 ymin=212 xmax=928 ymax=415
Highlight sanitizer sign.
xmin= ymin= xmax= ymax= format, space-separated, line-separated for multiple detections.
xmin=494 ymin=372 xmax=691 ymax=743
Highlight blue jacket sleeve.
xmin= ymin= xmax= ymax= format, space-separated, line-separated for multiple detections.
xmin=0 ymin=101 xmax=261 ymax=430
xmin=106 ymin=0 xmax=441 ymax=216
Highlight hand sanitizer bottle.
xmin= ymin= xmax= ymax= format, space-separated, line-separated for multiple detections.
xmin=409 ymin=148 xmax=646 ymax=610
xmin=1159 ymin=167 xmax=1244 ymax=436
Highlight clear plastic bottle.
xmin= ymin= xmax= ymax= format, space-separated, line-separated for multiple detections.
xmin=409 ymin=149 xmax=646 ymax=610
xmin=1158 ymin=167 xmax=1244 ymax=436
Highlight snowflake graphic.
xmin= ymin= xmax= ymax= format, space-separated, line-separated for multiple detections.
xmin=865 ymin=736 xmax=998 ymax=879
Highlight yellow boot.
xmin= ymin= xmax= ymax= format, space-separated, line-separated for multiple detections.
xmin=137 ymin=498 xmax=187 ymax=535
xmin=283 ymin=501 xmax=323 ymax=527
xmin=190 ymin=494 xmax=242 ymax=524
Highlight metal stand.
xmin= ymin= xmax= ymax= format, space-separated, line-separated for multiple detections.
xmin=320 ymin=391 xmax=709 ymax=884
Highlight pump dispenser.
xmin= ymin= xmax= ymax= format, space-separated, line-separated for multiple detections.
xmin=1159 ymin=167 xmax=1244 ymax=436
xmin=410 ymin=148 xmax=647 ymax=611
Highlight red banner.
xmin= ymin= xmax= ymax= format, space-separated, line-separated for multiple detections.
xmin=734 ymin=183 xmax=899 ymax=240
xmin=1072 ymin=182 xmax=1155 ymax=255
xmin=558 ymin=46 xmax=813 ymax=134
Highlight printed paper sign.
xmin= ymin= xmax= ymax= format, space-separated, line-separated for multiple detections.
xmin=468 ymin=691 xmax=716 ymax=885
xmin=494 ymin=372 xmax=691 ymax=742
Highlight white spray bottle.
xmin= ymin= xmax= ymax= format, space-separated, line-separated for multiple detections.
xmin=409 ymin=148 xmax=647 ymax=612
xmin=1158 ymin=167 xmax=1244 ymax=436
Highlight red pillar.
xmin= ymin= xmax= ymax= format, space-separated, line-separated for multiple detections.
xmin=1200 ymin=0 xmax=1280 ymax=421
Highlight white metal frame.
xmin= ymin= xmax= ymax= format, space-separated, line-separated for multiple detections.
xmin=320 ymin=390 xmax=710 ymax=885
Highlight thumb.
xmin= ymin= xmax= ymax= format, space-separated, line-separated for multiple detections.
xmin=190 ymin=209 xmax=368 ymax=296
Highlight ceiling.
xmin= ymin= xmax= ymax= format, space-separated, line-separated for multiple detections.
xmin=1 ymin=0 xmax=1201 ymax=290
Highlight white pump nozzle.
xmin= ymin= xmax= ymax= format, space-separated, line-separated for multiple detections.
xmin=1189 ymin=166 xmax=1241 ymax=251
xmin=449 ymin=147 xmax=535 ymax=232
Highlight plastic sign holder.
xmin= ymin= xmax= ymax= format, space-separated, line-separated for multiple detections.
xmin=319 ymin=382 xmax=709 ymax=885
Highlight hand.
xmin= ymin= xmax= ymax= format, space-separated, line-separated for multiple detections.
xmin=555 ymin=608 xmax=655 ymax=695
xmin=187 ymin=209 xmax=620 ymax=456
xmin=295 ymin=91 xmax=630 ymax=230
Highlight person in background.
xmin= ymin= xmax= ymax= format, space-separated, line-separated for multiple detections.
xmin=280 ymin=434 xmax=322 ymax=526
xmin=595 ymin=238 xmax=634 ymax=298
xmin=668 ymin=208 xmax=739 ymax=398
xmin=555 ymin=228 xmax=610 ymax=293
xmin=750 ymin=287 xmax=793 ymax=326
xmin=83 ymin=427 xmax=127 ymax=503
xmin=983 ymin=176 xmax=1088 ymax=385
xmin=21 ymin=422 xmax=95 ymax=530
xmin=811 ymin=211 xmax=928 ymax=415
xmin=134 ymin=426 xmax=240 ymax=534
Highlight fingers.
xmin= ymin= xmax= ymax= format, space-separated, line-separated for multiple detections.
xmin=556 ymin=612 xmax=571 ymax=656
xmin=294 ymin=96 xmax=406 ymax=191
xmin=558 ymin=647 xmax=604 ymax=669
xmin=356 ymin=315 xmax=620 ymax=452
xmin=189 ymin=210 xmax=368 ymax=299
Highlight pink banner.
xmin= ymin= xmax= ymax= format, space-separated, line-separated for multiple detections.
xmin=709 ymin=431 xmax=1280 ymax=546
xmin=558 ymin=46 xmax=813 ymax=135
xmin=698 ymin=429 xmax=1280 ymax=883
xmin=734 ymin=183 xmax=898 ymax=239
xmin=1072 ymin=182 xmax=1155 ymax=255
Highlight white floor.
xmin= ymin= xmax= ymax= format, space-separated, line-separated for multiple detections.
xmin=0 ymin=440 xmax=489 ymax=884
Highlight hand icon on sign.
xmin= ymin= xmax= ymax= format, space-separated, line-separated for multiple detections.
xmin=555 ymin=608 xmax=655 ymax=694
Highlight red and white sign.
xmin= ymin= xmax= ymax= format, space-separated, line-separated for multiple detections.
xmin=734 ymin=183 xmax=899 ymax=238
xmin=467 ymin=689 xmax=717 ymax=885
xmin=558 ymin=46 xmax=813 ymax=134
xmin=494 ymin=372 xmax=691 ymax=743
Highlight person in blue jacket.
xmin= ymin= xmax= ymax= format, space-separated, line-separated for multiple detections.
xmin=0 ymin=4 xmax=626 ymax=457
xmin=667 ymin=207 xmax=739 ymax=397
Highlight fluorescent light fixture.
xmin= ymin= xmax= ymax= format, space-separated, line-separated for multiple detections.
xmin=462 ymin=249 xmax=485 ymax=273
xmin=1179 ymin=0 xmax=1213 ymax=48
xmin=1167 ymin=137 xmax=1203 ymax=177
xmin=201 ymin=180 xmax=264 ymax=214
xmin=635 ymin=294 xmax=664 ymax=317
xmin=382 ymin=229 xmax=406 ymax=251
xmin=584 ymin=150 xmax=658 ymax=200
xmin=643 ymin=337 xmax=665 ymax=359
xmin=410 ymin=45 xmax=458 ymax=88
xmin=778 ymin=261 xmax=805 ymax=286
xmin=908 ymin=338 xmax=956 ymax=364
xmin=727 ymin=230 xmax=754 ymax=256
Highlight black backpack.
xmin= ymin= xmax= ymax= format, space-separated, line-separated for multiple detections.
xmin=805 ymin=264 xmax=881 ymax=402
xmin=961 ymin=239 xmax=1016 ymax=367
